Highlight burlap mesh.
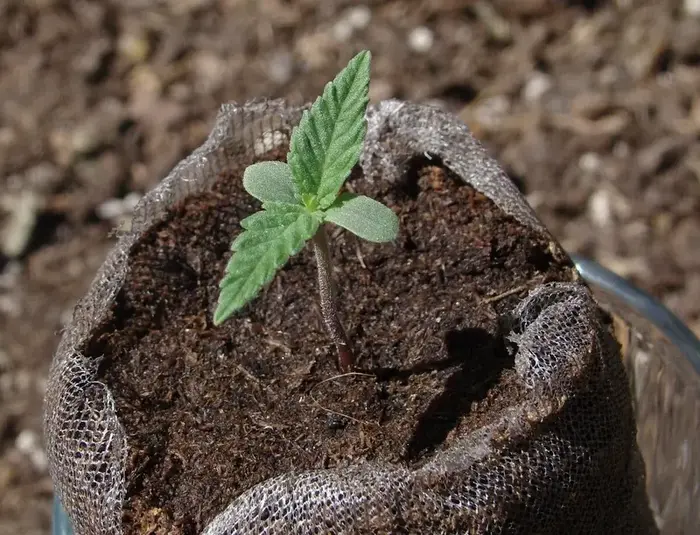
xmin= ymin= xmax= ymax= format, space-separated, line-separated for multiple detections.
xmin=44 ymin=100 xmax=656 ymax=534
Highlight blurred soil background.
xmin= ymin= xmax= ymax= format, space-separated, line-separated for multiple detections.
xmin=1 ymin=0 xmax=699 ymax=533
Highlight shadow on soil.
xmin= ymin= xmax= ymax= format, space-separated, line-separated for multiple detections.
xmin=407 ymin=327 xmax=513 ymax=459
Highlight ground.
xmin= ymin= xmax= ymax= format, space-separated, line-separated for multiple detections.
xmin=0 ymin=1 xmax=698 ymax=533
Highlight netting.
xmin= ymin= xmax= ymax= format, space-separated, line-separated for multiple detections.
xmin=44 ymin=100 xmax=656 ymax=534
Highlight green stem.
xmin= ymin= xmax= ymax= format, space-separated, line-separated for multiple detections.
xmin=312 ymin=225 xmax=354 ymax=372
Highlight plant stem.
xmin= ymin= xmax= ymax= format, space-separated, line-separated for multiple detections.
xmin=312 ymin=225 xmax=354 ymax=372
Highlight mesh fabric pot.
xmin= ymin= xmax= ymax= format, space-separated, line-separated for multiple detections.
xmin=44 ymin=100 xmax=657 ymax=534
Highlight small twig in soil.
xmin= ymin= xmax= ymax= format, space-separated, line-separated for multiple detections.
xmin=311 ymin=371 xmax=375 ymax=387
xmin=235 ymin=363 xmax=275 ymax=395
xmin=308 ymin=396 xmax=377 ymax=427
xmin=439 ymin=262 xmax=447 ymax=285
xmin=482 ymin=277 xmax=544 ymax=304
xmin=249 ymin=418 xmax=311 ymax=459
xmin=249 ymin=416 xmax=289 ymax=431
xmin=355 ymin=241 xmax=367 ymax=269
xmin=246 ymin=318 xmax=293 ymax=355
xmin=482 ymin=285 xmax=530 ymax=304
xmin=264 ymin=334 xmax=292 ymax=355
xmin=308 ymin=372 xmax=378 ymax=427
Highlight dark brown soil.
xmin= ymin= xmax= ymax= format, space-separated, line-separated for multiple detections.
xmin=89 ymin=157 xmax=574 ymax=534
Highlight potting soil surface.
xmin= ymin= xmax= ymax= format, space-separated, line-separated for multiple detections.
xmin=90 ymin=157 xmax=575 ymax=534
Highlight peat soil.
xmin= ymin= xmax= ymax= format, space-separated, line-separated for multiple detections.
xmin=91 ymin=162 xmax=573 ymax=534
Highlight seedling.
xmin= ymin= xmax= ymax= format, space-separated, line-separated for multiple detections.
xmin=214 ymin=51 xmax=398 ymax=371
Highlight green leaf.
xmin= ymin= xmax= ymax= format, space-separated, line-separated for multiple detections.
xmin=287 ymin=50 xmax=371 ymax=209
xmin=214 ymin=204 xmax=320 ymax=325
xmin=243 ymin=161 xmax=297 ymax=205
xmin=324 ymin=193 xmax=398 ymax=243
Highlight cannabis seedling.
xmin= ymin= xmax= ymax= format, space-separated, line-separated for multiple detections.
xmin=213 ymin=51 xmax=398 ymax=371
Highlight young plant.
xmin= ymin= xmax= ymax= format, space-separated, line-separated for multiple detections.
xmin=213 ymin=50 xmax=398 ymax=372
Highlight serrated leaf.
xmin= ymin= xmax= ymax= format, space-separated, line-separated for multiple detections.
xmin=287 ymin=50 xmax=371 ymax=209
xmin=243 ymin=161 xmax=297 ymax=205
xmin=214 ymin=204 xmax=320 ymax=324
xmin=324 ymin=193 xmax=398 ymax=243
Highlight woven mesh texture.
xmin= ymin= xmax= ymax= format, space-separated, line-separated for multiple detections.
xmin=44 ymin=100 xmax=656 ymax=534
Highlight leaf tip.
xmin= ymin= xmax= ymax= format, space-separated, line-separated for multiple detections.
xmin=354 ymin=49 xmax=371 ymax=66
xmin=212 ymin=303 xmax=228 ymax=326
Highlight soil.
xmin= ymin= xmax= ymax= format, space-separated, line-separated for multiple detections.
xmin=1 ymin=1 xmax=699 ymax=534
xmin=88 ymin=159 xmax=573 ymax=534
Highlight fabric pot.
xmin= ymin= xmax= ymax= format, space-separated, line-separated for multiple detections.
xmin=44 ymin=100 xmax=657 ymax=534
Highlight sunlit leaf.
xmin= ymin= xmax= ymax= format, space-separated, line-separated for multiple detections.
xmin=287 ymin=51 xmax=371 ymax=209
xmin=324 ymin=193 xmax=399 ymax=243
xmin=243 ymin=161 xmax=297 ymax=205
xmin=214 ymin=203 xmax=320 ymax=324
